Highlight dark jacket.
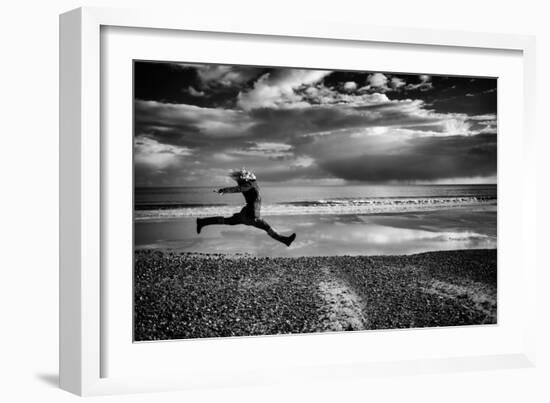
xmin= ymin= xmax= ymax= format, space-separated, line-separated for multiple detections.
xmin=220 ymin=180 xmax=262 ymax=218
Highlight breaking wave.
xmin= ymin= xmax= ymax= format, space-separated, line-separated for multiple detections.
xmin=135 ymin=196 xmax=496 ymax=221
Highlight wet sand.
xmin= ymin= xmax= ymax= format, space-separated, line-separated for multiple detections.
xmin=135 ymin=207 xmax=496 ymax=257
xmin=134 ymin=248 xmax=497 ymax=341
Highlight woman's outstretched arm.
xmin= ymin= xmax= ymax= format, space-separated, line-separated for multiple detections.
xmin=217 ymin=183 xmax=253 ymax=194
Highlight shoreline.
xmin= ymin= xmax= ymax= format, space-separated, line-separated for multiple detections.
xmin=134 ymin=200 xmax=497 ymax=221
xmin=135 ymin=248 xmax=497 ymax=341
xmin=133 ymin=247 xmax=495 ymax=258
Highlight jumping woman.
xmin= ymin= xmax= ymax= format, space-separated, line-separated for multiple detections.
xmin=196 ymin=168 xmax=296 ymax=247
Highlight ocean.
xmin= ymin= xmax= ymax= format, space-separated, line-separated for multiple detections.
xmin=134 ymin=184 xmax=497 ymax=256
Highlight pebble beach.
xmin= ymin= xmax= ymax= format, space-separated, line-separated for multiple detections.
xmin=134 ymin=248 xmax=497 ymax=341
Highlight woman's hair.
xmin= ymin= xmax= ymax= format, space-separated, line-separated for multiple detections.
xmin=229 ymin=168 xmax=256 ymax=183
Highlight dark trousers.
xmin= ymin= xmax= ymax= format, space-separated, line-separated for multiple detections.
xmin=199 ymin=208 xmax=288 ymax=244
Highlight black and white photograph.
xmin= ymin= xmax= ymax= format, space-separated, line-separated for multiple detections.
xmin=133 ymin=61 xmax=497 ymax=341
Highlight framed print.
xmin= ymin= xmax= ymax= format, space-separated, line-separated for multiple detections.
xmin=133 ymin=61 xmax=499 ymax=341
xmin=60 ymin=7 xmax=537 ymax=396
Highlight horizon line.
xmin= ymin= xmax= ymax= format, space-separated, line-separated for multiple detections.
xmin=135 ymin=182 xmax=498 ymax=188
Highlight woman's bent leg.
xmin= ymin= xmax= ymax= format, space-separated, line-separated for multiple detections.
xmin=253 ymin=218 xmax=296 ymax=246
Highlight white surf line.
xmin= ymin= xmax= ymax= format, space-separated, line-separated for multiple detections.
xmin=317 ymin=266 xmax=368 ymax=332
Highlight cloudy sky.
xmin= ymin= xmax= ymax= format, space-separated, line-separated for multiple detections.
xmin=134 ymin=61 xmax=497 ymax=187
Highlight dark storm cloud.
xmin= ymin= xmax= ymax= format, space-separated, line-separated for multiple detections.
xmin=134 ymin=62 xmax=497 ymax=186
xmin=134 ymin=61 xmax=267 ymax=108
xmin=319 ymin=133 xmax=496 ymax=182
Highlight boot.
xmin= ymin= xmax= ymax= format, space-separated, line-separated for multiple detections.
xmin=283 ymin=233 xmax=296 ymax=247
xmin=196 ymin=218 xmax=202 ymax=234
xmin=268 ymin=229 xmax=296 ymax=247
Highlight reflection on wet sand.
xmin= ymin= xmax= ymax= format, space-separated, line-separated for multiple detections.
xmin=135 ymin=208 xmax=496 ymax=257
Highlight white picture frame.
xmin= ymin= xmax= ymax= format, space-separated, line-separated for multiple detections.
xmin=59 ymin=6 xmax=537 ymax=396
